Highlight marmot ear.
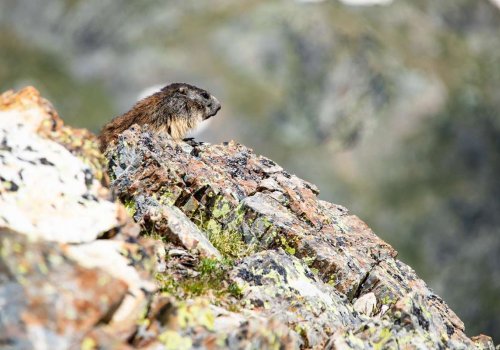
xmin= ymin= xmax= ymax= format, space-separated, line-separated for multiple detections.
xmin=178 ymin=86 xmax=188 ymax=94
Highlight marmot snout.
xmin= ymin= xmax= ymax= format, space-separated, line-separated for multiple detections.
xmin=99 ymin=83 xmax=221 ymax=152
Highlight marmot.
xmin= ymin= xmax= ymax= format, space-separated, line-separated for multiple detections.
xmin=99 ymin=83 xmax=221 ymax=152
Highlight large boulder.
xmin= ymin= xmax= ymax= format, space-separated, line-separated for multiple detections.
xmin=0 ymin=87 xmax=495 ymax=349
xmin=0 ymin=87 xmax=122 ymax=243
xmin=107 ymin=124 xmax=482 ymax=348
xmin=0 ymin=87 xmax=154 ymax=349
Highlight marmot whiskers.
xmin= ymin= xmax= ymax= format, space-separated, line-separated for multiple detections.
xmin=99 ymin=83 xmax=221 ymax=152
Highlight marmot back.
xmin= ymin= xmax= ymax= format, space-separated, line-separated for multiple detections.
xmin=99 ymin=83 xmax=221 ymax=152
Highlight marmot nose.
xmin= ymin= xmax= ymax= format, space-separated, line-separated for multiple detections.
xmin=210 ymin=98 xmax=221 ymax=112
xmin=205 ymin=99 xmax=221 ymax=119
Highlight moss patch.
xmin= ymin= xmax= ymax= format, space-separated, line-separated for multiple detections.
xmin=206 ymin=225 xmax=254 ymax=259
xmin=124 ymin=199 xmax=137 ymax=218
xmin=156 ymin=257 xmax=241 ymax=309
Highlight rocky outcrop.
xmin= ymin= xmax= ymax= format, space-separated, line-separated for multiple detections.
xmin=0 ymin=87 xmax=495 ymax=349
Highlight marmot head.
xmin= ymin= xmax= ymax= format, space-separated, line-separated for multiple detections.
xmin=161 ymin=83 xmax=221 ymax=120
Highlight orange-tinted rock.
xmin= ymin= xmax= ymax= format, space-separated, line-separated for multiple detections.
xmin=0 ymin=229 xmax=128 ymax=348
xmin=108 ymin=124 xmax=481 ymax=348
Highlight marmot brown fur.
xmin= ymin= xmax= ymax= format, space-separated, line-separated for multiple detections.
xmin=99 ymin=83 xmax=221 ymax=152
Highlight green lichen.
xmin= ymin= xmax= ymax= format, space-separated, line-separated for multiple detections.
xmin=106 ymin=164 xmax=116 ymax=182
xmin=176 ymin=300 xmax=215 ymax=331
xmin=210 ymin=196 xmax=233 ymax=220
xmin=38 ymin=261 xmax=49 ymax=275
xmin=156 ymin=273 xmax=179 ymax=295
xmin=345 ymin=332 xmax=366 ymax=348
xmin=17 ymin=263 xmax=28 ymax=274
xmin=294 ymin=324 xmax=308 ymax=340
xmin=158 ymin=186 xmax=183 ymax=206
xmin=205 ymin=218 xmax=222 ymax=237
xmin=1 ymin=180 xmax=18 ymax=191
xmin=209 ymin=228 xmax=252 ymax=259
xmin=224 ymin=203 xmax=246 ymax=231
xmin=202 ymin=215 xmax=254 ymax=259
xmin=373 ymin=328 xmax=393 ymax=350
xmin=158 ymin=330 xmax=193 ymax=350
xmin=258 ymin=227 xmax=277 ymax=248
xmin=302 ymin=256 xmax=315 ymax=266
xmin=380 ymin=295 xmax=395 ymax=306
xmin=278 ymin=235 xmax=297 ymax=256
xmin=328 ymin=274 xmax=337 ymax=286
xmin=251 ymin=216 xmax=273 ymax=238
xmin=80 ymin=337 xmax=96 ymax=350
xmin=13 ymin=242 xmax=23 ymax=253
xmin=123 ymin=199 xmax=136 ymax=218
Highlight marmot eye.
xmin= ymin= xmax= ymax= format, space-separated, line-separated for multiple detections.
xmin=201 ymin=92 xmax=210 ymax=99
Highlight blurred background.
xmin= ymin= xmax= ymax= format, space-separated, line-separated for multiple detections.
xmin=1 ymin=0 xmax=499 ymax=341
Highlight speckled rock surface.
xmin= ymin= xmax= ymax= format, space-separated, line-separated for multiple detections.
xmin=0 ymin=88 xmax=154 ymax=349
xmin=107 ymin=124 xmax=485 ymax=349
xmin=0 ymin=228 xmax=128 ymax=349
xmin=0 ymin=87 xmax=494 ymax=349
xmin=131 ymin=194 xmax=222 ymax=259
xmin=230 ymin=250 xmax=359 ymax=348
xmin=0 ymin=87 xmax=123 ymax=243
